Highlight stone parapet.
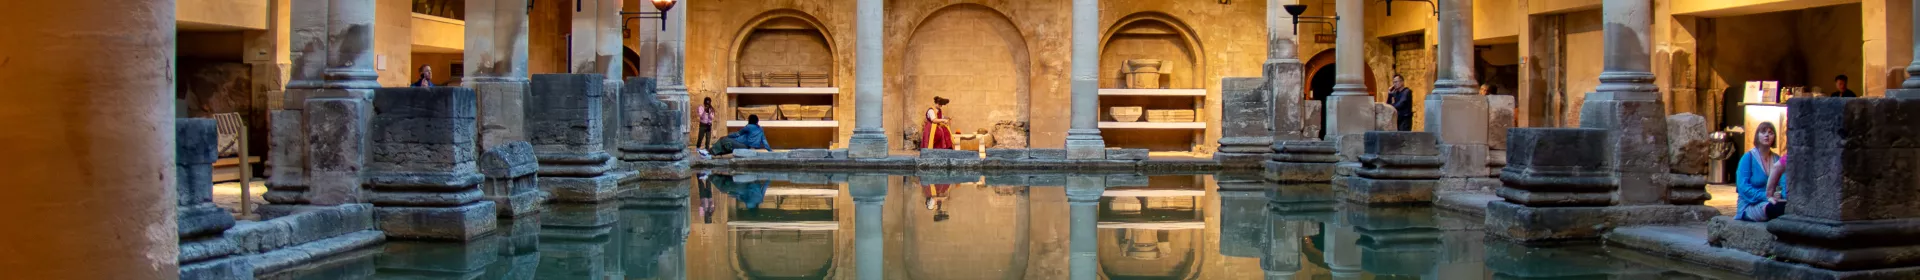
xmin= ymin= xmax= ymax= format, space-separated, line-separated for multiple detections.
xmin=1266 ymin=140 xmax=1339 ymax=183
xmin=365 ymin=87 xmax=496 ymax=240
xmin=618 ymin=77 xmax=690 ymax=181
xmin=1488 ymin=128 xmax=1716 ymax=244
xmin=1219 ymin=77 xmax=1275 ymax=164
xmin=1755 ymin=97 xmax=1920 ymax=279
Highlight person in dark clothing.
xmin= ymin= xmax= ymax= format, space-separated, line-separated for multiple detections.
xmin=709 ymin=114 xmax=774 ymax=156
xmin=1385 ymin=74 xmax=1414 ymax=131
xmin=411 ymin=65 xmax=435 ymax=87
xmin=1831 ymin=75 xmax=1857 ymax=98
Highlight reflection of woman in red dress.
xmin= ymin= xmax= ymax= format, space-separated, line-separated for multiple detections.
xmin=921 ymin=97 xmax=955 ymax=150
xmin=923 ymin=183 xmax=952 ymax=222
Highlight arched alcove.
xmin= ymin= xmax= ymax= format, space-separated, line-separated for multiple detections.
xmin=725 ymin=181 xmax=842 ymax=279
xmin=903 ymin=183 xmax=1031 ymax=280
xmin=900 ymin=4 xmax=1033 ymax=144
xmin=1303 ymin=49 xmax=1379 ymax=101
xmin=1098 ymin=13 xmax=1204 ymax=89
xmin=724 ymin=10 xmax=841 ymax=148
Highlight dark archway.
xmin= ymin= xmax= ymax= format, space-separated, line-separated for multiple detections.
xmin=1301 ymin=49 xmax=1379 ymax=101
xmin=623 ymin=47 xmax=643 ymax=79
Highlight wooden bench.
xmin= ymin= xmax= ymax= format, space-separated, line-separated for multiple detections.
xmin=210 ymin=113 xmax=260 ymax=183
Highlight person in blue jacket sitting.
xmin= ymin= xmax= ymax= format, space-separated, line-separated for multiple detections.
xmin=1736 ymin=122 xmax=1789 ymax=222
xmin=709 ymin=114 xmax=775 ymax=157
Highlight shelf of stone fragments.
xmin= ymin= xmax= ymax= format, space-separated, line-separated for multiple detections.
xmin=1098 ymin=121 xmax=1205 ymax=129
xmin=1098 ymin=88 xmax=1206 ymax=96
xmin=727 ymin=120 xmax=839 ymax=128
xmin=727 ymin=87 xmax=840 ymax=95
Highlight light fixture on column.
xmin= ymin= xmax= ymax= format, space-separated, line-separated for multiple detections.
xmin=1282 ymin=4 xmax=1337 ymax=35
xmin=621 ymin=0 xmax=678 ymax=38
xmin=1376 ymin=0 xmax=1436 ymax=16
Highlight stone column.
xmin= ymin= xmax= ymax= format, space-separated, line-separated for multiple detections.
xmin=266 ymin=0 xmax=329 ymax=205
xmin=848 ymin=0 xmax=890 ymax=158
xmin=466 ymin=0 xmax=532 ymax=150
xmin=654 ymin=0 xmax=691 ymax=137
xmin=1325 ymin=0 xmax=1376 ymax=140
xmin=1067 ymin=176 xmax=1105 ymax=280
xmin=177 ymin=119 xmax=251 ymax=278
xmin=1218 ymin=78 xmax=1276 ymax=164
xmin=1424 ymin=0 xmax=1492 ymax=192
xmin=0 ymin=1 xmax=176 ymax=277
xmin=619 ymin=180 xmax=690 ymax=280
xmin=573 ymin=0 xmax=626 ymax=162
xmin=1580 ymin=0 xmax=1674 ymax=206
xmin=1325 ymin=211 xmax=1363 ymax=280
xmin=850 ymin=175 xmax=887 ymax=280
xmin=1262 ymin=220 xmax=1306 ymax=280
xmin=1066 ymin=0 xmax=1107 ymax=159
xmin=304 ymin=0 xmax=382 ymax=206
xmin=1268 ymin=0 xmax=1309 ymax=141
xmin=365 ymin=87 xmax=497 ymax=240
xmin=1891 ymin=0 xmax=1920 ymax=99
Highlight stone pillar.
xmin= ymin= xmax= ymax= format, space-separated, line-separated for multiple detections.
xmin=365 ymin=87 xmax=498 ymax=240
xmin=1220 ymin=185 xmax=1271 ymax=259
xmin=1268 ymin=0 xmax=1308 ymax=142
xmin=1067 ymin=176 xmax=1105 ymax=280
xmin=572 ymin=0 xmax=626 ymax=162
xmin=177 ymin=119 xmax=252 ymax=278
xmin=298 ymin=0 xmax=382 ymax=206
xmin=488 ymin=217 xmax=543 ymax=279
xmin=1424 ymin=0 xmax=1492 ymax=193
xmin=1341 ymin=132 xmax=1443 ymax=205
xmin=1325 ymin=0 xmax=1376 ymax=141
xmin=653 ymin=0 xmax=691 ymax=138
xmin=1891 ymin=0 xmax=1920 ymax=100
xmin=620 ymin=77 xmax=692 ymax=179
xmin=850 ymin=175 xmax=887 ymax=280
xmin=466 ymin=0 xmax=533 ymax=150
xmin=0 ymin=1 xmax=176 ymax=277
xmin=1262 ymin=219 xmax=1306 ymax=280
xmin=1065 ymin=0 xmax=1107 ymax=160
xmin=1581 ymin=0 xmax=1680 ymax=206
xmin=619 ymin=180 xmax=689 ymax=280
xmin=1487 ymin=128 xmax=1713 ymax=243
xmin=1754 ymin=98 xmax=1920 ymax=278
xmin=1325 ymin=209 xmax=1363 ymax=280
xmin=847 ymin=0 xmax=890 ymax=158
xmin=529 ymin=74 xmax=628 ymax=202
xmin=1218 ymin=78 xmax=1276 ymax=164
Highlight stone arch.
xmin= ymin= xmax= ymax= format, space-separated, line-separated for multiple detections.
xmin=727 ymin=9 xmax=840 ymax=87
xmin=897 ymin=4 xmax=1034 ymax=147
xmin=623 ymin=46 xmax=643 ymax=79
xmin=1098 ymin=12 xmax=1206 ymax=89
xmin=1303 ymin=49 xmax=1379 ymax=101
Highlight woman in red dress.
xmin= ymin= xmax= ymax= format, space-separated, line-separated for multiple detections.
xmin=921 ymin=96 xmax=955 ymax=150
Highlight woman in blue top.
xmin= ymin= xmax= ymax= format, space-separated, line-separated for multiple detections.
xmin=1736 ymin=122 xmax=1787 ymax=222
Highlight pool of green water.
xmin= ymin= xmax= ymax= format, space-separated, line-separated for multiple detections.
xmin=274 ymin=172 xmax=1747 ymax=280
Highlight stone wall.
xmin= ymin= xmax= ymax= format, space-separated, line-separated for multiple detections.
xmin=376 ymin=0 xmax=415 ymax=87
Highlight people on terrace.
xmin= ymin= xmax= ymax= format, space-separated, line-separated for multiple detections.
xmin=1736 ymin=122 xmax=1788 ymax=222
xmin=921 ymin=96 xmax=955 ymax=150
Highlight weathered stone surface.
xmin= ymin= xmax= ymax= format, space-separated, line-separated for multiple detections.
xmin=1269 ymin=61 xmax=1307 ymax=141
xmin=305 ymin=97 xmax=368 ymax=205
xmin=1423 ymin=94 xmax=1490 ymax=145
xmin=619 ymin=77 xmax=690 ymax=165
xmin=1106 ymin=148 xmax=1148 ymax=161
xmin=985 ymin=148 xmax=1027 ymax=160
xmin=1501 ymin=128 xmax=1614 ymax=197
xmin=919 ymin=149 xmax=979 ymax=159
xmin=1603 ymin=226 xmax=1764 ymax=275
xmin=1754 ymin=97 xmax=1920 ymax=276
xmin=1374 ymin=103 xmax=1398 ymax=131
xmin=471 ymin=81 xmax=530 ymax=152
xmin=540 ymin=174 xmax=623 ymax=202
xmin=1438 ymin=144 xmax=1492 ymax=178
xmin=1341 ymin=177 xmax=1435 ymax=204
xmin=527 ymin=74 xmax=606 ymax=152
xmin=1580 ymin=99 xmax=1670 ymax=205
xmin=1265 ymin=161 xmax=1335 ymax=183
xmin=1364 ymin=132 xmax=1439 ymax=157
xmin=1066 ymin=139 xmax=1106 ymax=160
xmin=374 ymin=202 xmax=497 ymax=240
xmin=1106 ymin=173 xmax=1151 ymax=187
xmin=1666 ymin=113 xmax=1711 ymax=175
xmin=828 ymin=149 xmax=849 ymax=159
xmin=1488 ymin=95 xmax=1516 ymax=150
xmin=180 ymin=254 xmax=252 ymax=280
xmin=177 ymin=118 xmax=238 ymax=238
xmin=1303 ymin=100 xmax=1324 ymax=139
xmin=267 ymin=110 xmax=308 ymax=192
xmin=991 ymin=121 xmax=1029 ymax=148
xmin=1706 ymin=216 xmax=1773 ymax=256
xmin=1485 ymin=201 xmax=1716 ymax=244
xmin=479 ymin=142 xmax=539 ymax=179
xmin=787 ymin=149 xmax=831 ymax=159
xmin=1220 ymin=77 xmax=1275 ymax=156
xmin=1028 ymin=148 xmax=1068 ymax=160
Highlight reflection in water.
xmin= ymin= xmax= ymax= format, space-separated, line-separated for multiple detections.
xmin=274 ymin=173 xmax=1746 ymax=280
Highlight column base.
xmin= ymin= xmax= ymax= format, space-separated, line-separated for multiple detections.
xmin=487 ymin=185 xmax=549 ymax=218
xmin=1339 ymin=177 xmax=1436 ymax=205
xmin=540 ymin=172 xmax=628 ymax=203
xmin=1264 ymin=161 xmax=1336 ymax=183
xmin=469 ymin=80 xmax=530 ymax=150
xmin=1066 ymin=128 xmax=1107 ymax=160
xmin=1438 ymin=143 xmax=1492 ymax=179
xmin=373 ymin=201 xmax=498 ymax=240
xmin=847 ymin=133 xmax=889 ymax=159
xmin=1485 ymin=201 xmax=1715 ymax=244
